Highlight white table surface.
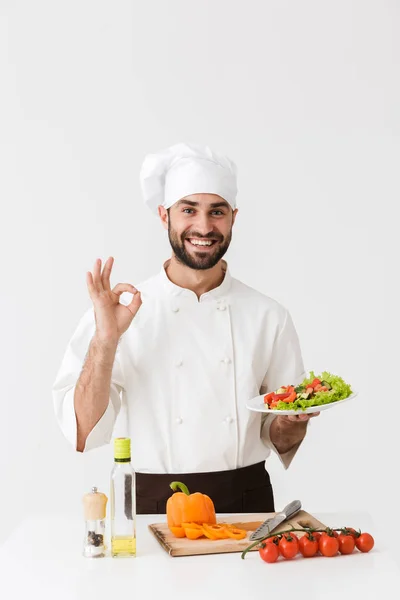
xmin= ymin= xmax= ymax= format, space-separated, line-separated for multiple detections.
xmin=0 ymin=510 xmax=398 ymax=599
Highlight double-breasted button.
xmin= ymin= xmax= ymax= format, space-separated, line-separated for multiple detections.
xmin=175 ymin=360 xmax=183 ymax=368
xmin=221 ymin=357 xmax=231 ymax=364
xmin=225 ymin=416 xmax=234 ymax=424
xmin=171 ymin=306 xmax=180 ymax=313
xmin=176 ymin=417 xmax=183 ymax=424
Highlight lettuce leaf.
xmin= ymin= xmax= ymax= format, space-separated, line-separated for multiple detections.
xmin=274 ymin=371 xmax=353 ymax=412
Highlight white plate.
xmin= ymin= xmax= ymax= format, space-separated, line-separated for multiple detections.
xmin=246 ymin=392 xmax=358 ymax=415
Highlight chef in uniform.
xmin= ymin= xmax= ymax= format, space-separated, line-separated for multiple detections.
xmin=52 ymin=142 xmax=319 ymax=514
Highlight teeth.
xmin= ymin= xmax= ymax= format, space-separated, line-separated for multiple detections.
xmin=189 ymin=239 xmax=213 ymax=246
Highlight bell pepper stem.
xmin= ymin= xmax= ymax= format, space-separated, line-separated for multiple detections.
xmin=170 ymin=481 xmax=190 ymax=495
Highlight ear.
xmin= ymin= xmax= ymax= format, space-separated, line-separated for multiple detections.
xmin=232 ymin=208 xmax=239 ymax=225
xmin=158 ymin=205 xmax=169 ymax=230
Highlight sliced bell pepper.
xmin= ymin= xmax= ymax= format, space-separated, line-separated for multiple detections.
xmin=181 ymin=523 xmax=205 ymax=540
xmin=170 ymin=526 xmax=186 ymax=538
xmin=224 ymin=527 xmax=247 ymax=540
xmin=202 ymin=524 xmax=231 ymax=540
xmin=202 ymin=524 xmax=221 ymax=540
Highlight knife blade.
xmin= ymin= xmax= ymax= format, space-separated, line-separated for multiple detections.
xmin=249 ymin=499 xmax=302 ymax=541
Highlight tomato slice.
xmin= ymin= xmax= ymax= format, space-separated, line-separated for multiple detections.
xmin=264 ymin=392 xmax=275 ymax=404
xmin=279 ymin=391 xmax=297 ymax=403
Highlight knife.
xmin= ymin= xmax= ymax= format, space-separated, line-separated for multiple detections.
xmin=249 ymin=499 xmax=302 ymax=541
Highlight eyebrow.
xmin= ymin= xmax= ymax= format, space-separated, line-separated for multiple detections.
xmin=176 ymin=199 xmax=230 ymax=209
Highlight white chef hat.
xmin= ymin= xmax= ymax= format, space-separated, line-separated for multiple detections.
xmin=140 ymin=142 xmax=238 ymax=215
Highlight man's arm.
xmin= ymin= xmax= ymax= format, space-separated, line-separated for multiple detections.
xmin=74 ymin=335 xmax=119 ymax=452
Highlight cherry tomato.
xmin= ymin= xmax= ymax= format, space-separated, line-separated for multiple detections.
xmin=279 ymin=533 xmax=299 ymax=559
xmin=355 ymin=533 xmax=374 ymax=553
xmin=338 ymin=534 xmax=356 ymax=555
xmin=319 ymin=534 xmax=339 ymax=557
xmin=311 ymin=531 xmax=321 ymax=541
xmin=299 ymin=534 xmax=319 ymax=557
xmin=265 ymin=535 xmax=281 ymax=544
xmin=325 ymin=528 xmax=338 ymax=538
xmin=343 ymin=527 xmax=359 ymax=540
xmin=259 ymin=542 xmax=280 ymax=563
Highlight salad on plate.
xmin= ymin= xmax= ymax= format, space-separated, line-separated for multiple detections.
xmin=264 ymin=371 xmax=353 ymax=412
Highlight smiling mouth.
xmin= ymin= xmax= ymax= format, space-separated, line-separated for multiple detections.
xmin=185 ymin=238 xmax=219 ymax=249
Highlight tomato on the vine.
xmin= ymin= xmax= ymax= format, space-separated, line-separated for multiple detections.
xmin=279 ymin=533 xmax=299 ymax=559
xmin=355 ymin=533 xmax=374 ymax=553
xmin=265 ymin=535 xmax=281 ymax=545
xmin=298 ymin=534 xmax=319 ymax=557
xmin=319 ymin=533 xmax=339 ymax=557
xmin=338 ymin=534 xmax=355 ymax=555
xmin=254 ymin=526 xmax=374 ymax=564
xmin=259 ymin=541 xmax=280 ymax=563
xmin=325 ymin=528 xmax=338 ymax=538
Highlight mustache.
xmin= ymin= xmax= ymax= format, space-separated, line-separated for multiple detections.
xmin=183 ymin=231 xmax=223 ymax=242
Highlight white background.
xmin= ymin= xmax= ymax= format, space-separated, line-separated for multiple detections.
xmin=1 ymin=0 xmax=399 ymax=544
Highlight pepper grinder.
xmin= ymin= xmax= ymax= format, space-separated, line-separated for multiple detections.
xmin=82 ymin=486 xmax=108 ymax=558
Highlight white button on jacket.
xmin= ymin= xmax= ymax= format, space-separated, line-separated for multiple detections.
xmin=52 ymin=260 xmax=306 ymax=474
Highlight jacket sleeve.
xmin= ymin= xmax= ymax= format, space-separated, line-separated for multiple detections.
xmin=52 ymin=307 xmax=125 ymax=452
xmin=260 ymin=309 xmax=307 ymax=469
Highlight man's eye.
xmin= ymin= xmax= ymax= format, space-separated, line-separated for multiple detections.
xmin=183 ymin=208 xmax=194 ymax=214
xmin=211 ymin=210 xmax=224 ymax=216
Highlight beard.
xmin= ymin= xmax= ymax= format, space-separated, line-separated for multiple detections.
xmin=168 ymin=221 xmax=232 ymax=271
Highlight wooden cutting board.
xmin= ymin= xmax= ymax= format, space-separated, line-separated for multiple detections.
xmin=148 ymin=510 xmax=326 ymax=557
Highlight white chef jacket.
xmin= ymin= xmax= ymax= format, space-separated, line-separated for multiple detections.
xmin=52 ymin=260 xmax=307 ymax=473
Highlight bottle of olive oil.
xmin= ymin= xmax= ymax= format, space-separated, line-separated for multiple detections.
xmin=110 ymin=437 xmax=136 ymax=557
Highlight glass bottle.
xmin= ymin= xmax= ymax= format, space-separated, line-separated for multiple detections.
xmin=110 ymin=437 xmax=136 ymax=557
xmin=82 ymin=486 xmax=108 ymax=558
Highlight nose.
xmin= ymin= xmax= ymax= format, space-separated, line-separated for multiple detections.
xmin=193 ymin=211 xmax=214 ymax=236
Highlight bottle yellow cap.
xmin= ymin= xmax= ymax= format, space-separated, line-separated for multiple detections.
xmin=114 ymin=437 xmax=131 ymax=460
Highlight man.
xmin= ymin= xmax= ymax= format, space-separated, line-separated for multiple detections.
xmin=53 ymin=142 xmax=319 ymax=514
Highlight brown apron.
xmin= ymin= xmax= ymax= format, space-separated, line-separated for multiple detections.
xmin=136 ymin=461 xmax=275 ymax=514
